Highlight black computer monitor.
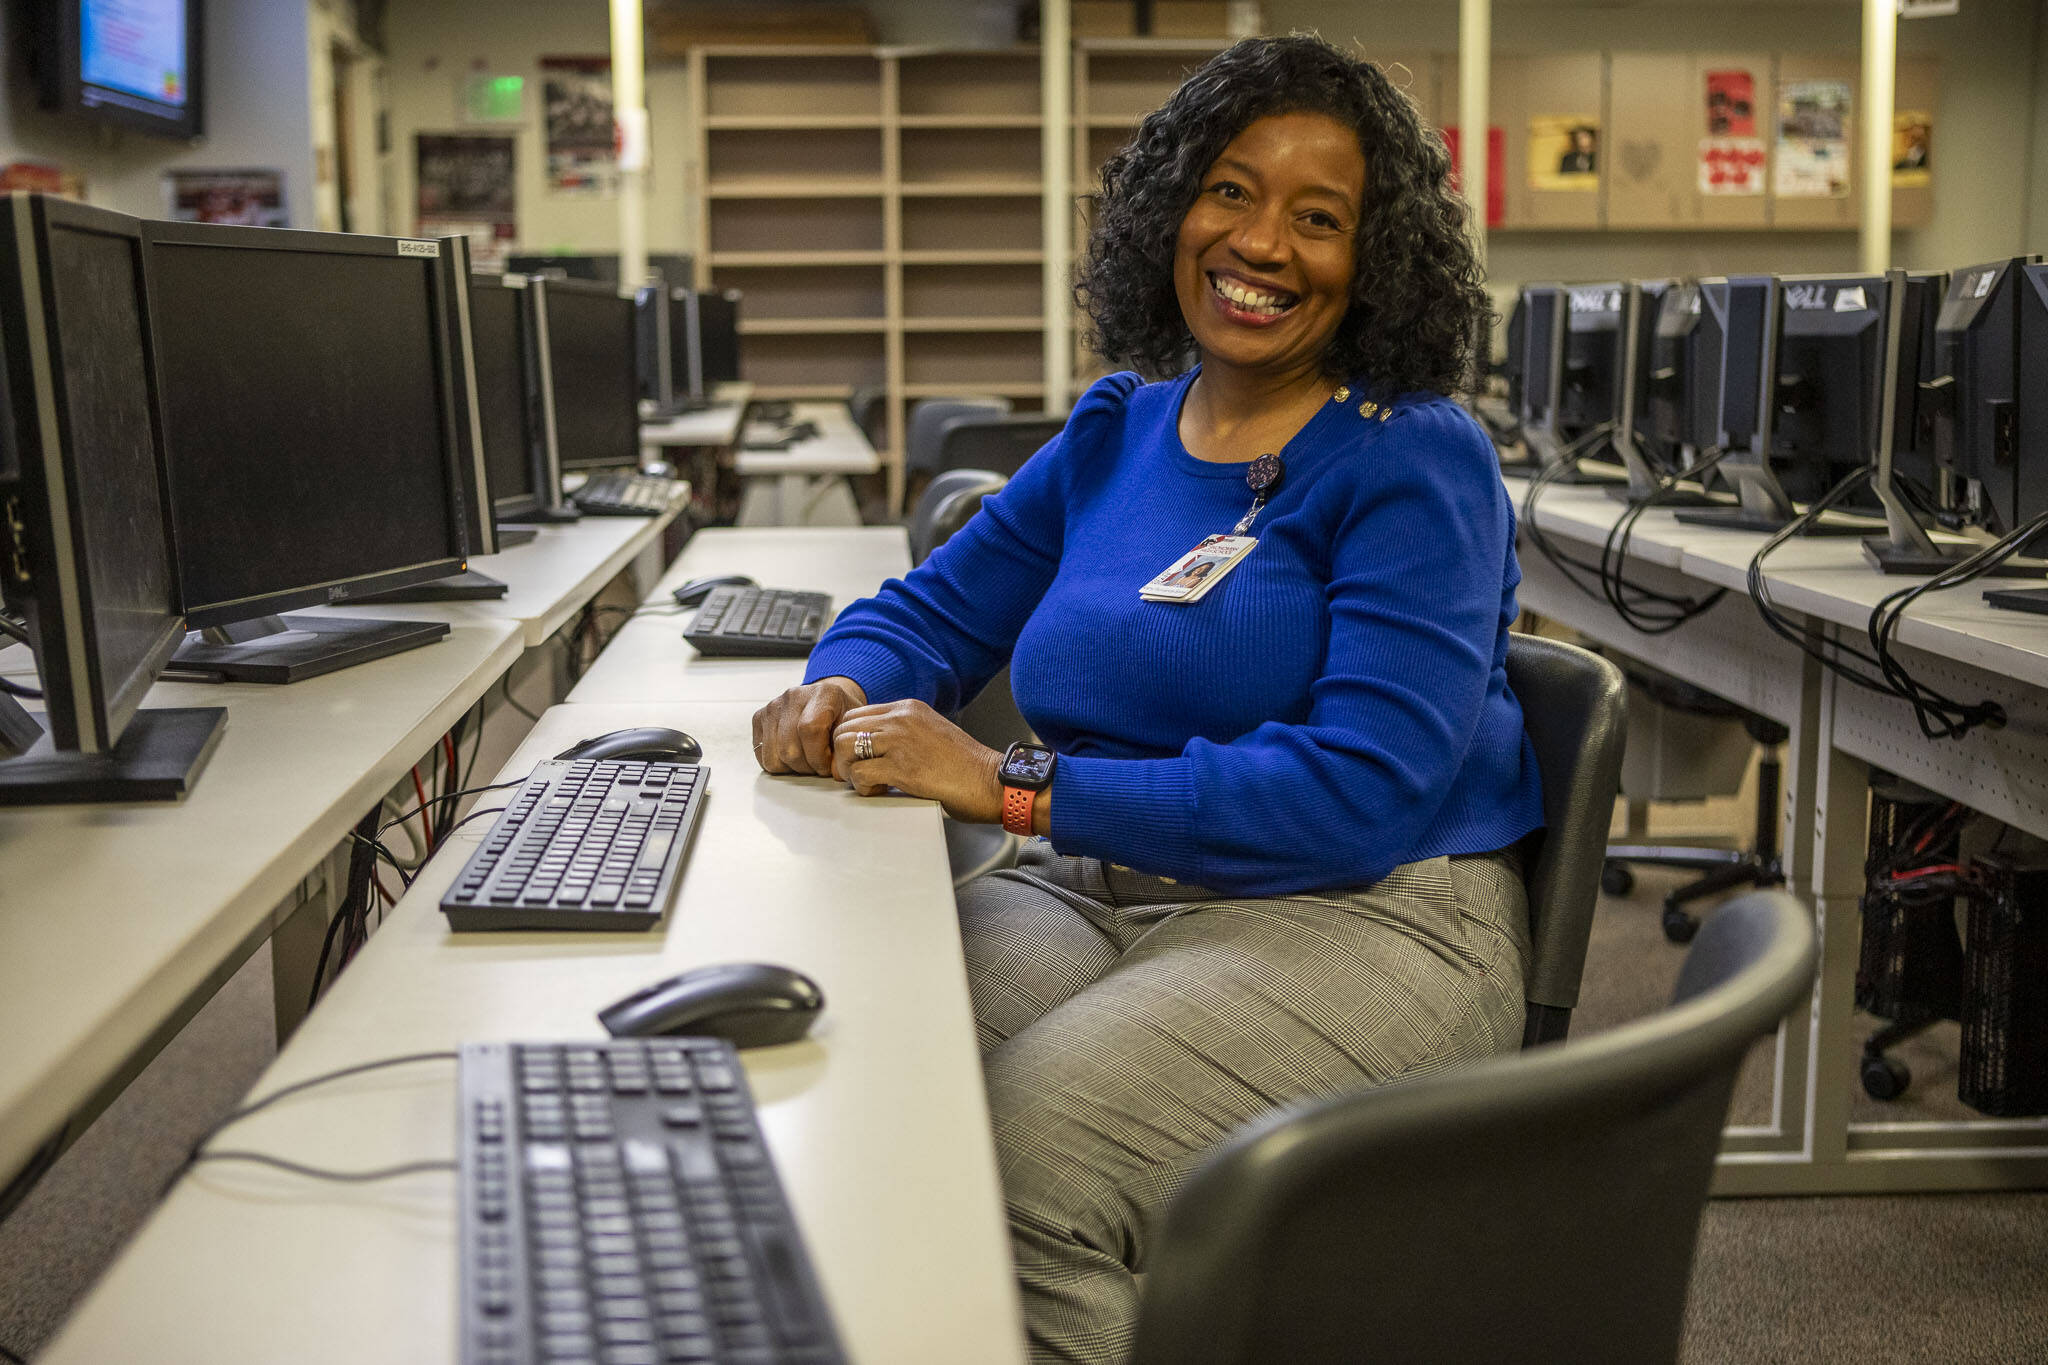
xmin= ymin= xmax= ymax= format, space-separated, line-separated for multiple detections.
xmin=506 ymin=252 xmax=696 ymax=288
xmin=142 ymin=220 xmax=471 ymax=682
xmin=543 ymin=277 xmax=641 ymax=472
xmin=0 ymin=193 xmax=223 ymax=800
xmin=1559 ymin=282 xmax=1623 ymax=441
xmin=470 ymin=272 xmax=548 ymax=522
xmin=697 ymin=289 xmax=741 ymax=385
xmin=1502 ymin=293 xmax=1528 ymax=414
xmin=1646 ymin=281 xmax=1723 ymax=456
xmin=1930 ymin=257 xmax=2048 ymax=537
xmin=1516 ymin=284 xmax=1564 ymax=437
xmin=636 ymin=280 xmax=674 ymax=408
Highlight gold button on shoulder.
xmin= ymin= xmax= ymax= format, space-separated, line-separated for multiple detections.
xmin=1332 ymin=385 xmax=1351 ymax=403
xmin=1378 ymin=408 xmax=1392 ymax=422
xmin=1357 ymin=399 xmax=1379 ymax=419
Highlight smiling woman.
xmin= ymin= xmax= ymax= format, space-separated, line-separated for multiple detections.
xmin=1081 ymin=35 xmax=1488 ymax=398
xmin=750 ymin=33 xmax=1543 ymax=1365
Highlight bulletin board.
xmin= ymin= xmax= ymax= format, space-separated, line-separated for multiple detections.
xmin=1492 ymin=53 xmax=1606 ymax=230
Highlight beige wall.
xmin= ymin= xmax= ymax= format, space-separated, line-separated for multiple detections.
xmin=2031 ymin=2 xmax=2048 ymax=250
xmin=0 ymin=0 xmax=316 ymax=225
xmin=1268 ymin=0 xmax=2041 ymax=291
xmin=381 ymin=0 xmax=695 ymax=254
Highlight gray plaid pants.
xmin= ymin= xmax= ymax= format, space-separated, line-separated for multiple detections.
xmin=959 ymin=841 xmax=1531 ymax=1364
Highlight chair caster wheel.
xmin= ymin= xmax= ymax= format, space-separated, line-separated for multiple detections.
xmin=1662 ymin=904 xmax=1699 ymax=944
xmin=1861 ymin=1053 xmax=1910 ymax=1101
xmin=1600 ymin=861 xmax=1635 ymax=897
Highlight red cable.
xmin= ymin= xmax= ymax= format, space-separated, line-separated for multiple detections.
xmin=411 ymin=764 xmax=433 ymax=846
xmin=1888 ymin=863 xmax=1961 ymax=882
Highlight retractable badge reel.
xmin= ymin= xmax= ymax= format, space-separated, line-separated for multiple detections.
xmin=1139 ymin=454 xmax=1286 ymax=604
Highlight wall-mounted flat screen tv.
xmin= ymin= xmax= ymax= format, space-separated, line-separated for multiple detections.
xmin=35 ymin=0 xmax=206 ymax=142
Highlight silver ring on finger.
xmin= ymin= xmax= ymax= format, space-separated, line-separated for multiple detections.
xmin=854 ymin=730 xmax=875 ymax=762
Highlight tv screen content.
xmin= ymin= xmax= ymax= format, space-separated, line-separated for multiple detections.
xmin=38 ymin=0 xmax=204 ymax=140
xmin=83 ymin=0 xmax=190 ymax=114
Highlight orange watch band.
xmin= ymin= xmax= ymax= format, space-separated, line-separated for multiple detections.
xmin=1002 ymin=783 xmax=1036 ymax=836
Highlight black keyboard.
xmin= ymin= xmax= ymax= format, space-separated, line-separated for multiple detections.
xmin=576 ymin=473 xmax=680 ymax=517
xmin=684 ymin=589 xmax=831 ymax=659
xmin=441 ymin=759 xmax=708 ymax=931
xmin=459 ymin=1040 xmax=846 ymax=1365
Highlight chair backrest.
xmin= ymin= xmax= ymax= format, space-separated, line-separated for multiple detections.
xmin=906 ymin=397 xmax=1010 ymax=473
xmin=846 ymin=384 xmax=888 ymax=448
xmin=1504 ymin=632 xmax=1628 ymax=1045
xmin=1130 ymin=888 xmax=1816 ymax=1365
xmin=909 ymin=468 xmax=1008 ymax=565
xmin=935 ymin=414 xmax=1067 ymax=476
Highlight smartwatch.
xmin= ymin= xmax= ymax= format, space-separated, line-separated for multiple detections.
xmin=998 ymin=742 xmax=1057 ymax=837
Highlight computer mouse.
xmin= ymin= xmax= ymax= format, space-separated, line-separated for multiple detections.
xmin=598 ymin=963 xmax=824 ymax=1048
xmin=554 ymin=727 xmax=703 ymax=764
xmin=672 ymin=574 xmax=758 ymax=608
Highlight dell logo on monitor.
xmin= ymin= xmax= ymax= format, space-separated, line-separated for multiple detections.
xmin=1783 ymin=284 xmax=1833 ymax=311
xmin=1569 ymin=288 xmax=1620 ymax=314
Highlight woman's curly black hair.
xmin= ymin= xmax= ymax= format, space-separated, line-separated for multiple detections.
xmin=1077 ymin=35 xmax=1488 ymax=397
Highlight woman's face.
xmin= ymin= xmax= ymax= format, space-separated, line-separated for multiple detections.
xmin=1173 ymin=110 xmax=1365 ymax=380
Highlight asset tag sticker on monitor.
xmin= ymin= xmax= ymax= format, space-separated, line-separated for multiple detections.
xmin=396 ymin=239 xmax=442 ymax=257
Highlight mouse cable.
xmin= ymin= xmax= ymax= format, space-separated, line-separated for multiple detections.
xmin=1866 ymin=499 xmax=2048 ymax=739
xmin=1519 ymin=428 xmax=1705 ymax=616
xmin=172 ymin=1050 xmax=460 ymax=1194
xmin=1596 ymin=447 xmax=1735 ymax=634
xmin=0 ymin=614 xmax=27 ymax=646
xmin=379 ymin=779 xmax=522 ymax=839
xmin=1746 ymin=466 xmax=2005 ymax=739
xmin=184 ymin=1152 xmax=456 ymax=1184
xmin=499 ymin=672 xmax=544 ymax=724
xmin=0 ymin=676 xmax=41 ymax=699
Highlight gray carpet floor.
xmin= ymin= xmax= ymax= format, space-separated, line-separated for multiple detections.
xmin=1 ymin=865 xmax=2043 ymax=1361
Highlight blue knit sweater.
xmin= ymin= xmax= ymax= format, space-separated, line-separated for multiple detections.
xmin=805 ymin=371 xmax=1545 ymax=896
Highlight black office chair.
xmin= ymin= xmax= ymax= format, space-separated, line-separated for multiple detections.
xmin=909 ymin=468 xmax=1007 ymax=564
xmin=907 ymin=470 xmax=1033 ymax=885
xmin=1601 ymin=665 xmax=1789 ymax=944
xmin=934 ymin=414 xmax=1067 ymax=476
xmin=1504 ymin=632 xmax=1629 ymax=1046
xmin=1129 ymin=887 xmax=1817 ymax=1365
xmin=906 ymin=397 xmax=1010 ymax=476
xmin=845 ymin=384 xmax=887 ymax=449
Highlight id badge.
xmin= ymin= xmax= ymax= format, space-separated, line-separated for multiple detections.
xmin=1140 ymin=534 xmax=1257 ymax=603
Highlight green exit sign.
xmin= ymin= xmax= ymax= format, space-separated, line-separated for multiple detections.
xmin=464 ymin=74 xmax=525 ymax=124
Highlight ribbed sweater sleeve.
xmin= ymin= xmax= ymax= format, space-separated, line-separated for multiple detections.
xmin=803 ymin=374 xmax=1140 ymax=710
xmin=1047 ymin=401 xmax=1515 ymax=893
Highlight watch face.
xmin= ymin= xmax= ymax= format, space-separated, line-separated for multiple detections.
xmin=1001 ymin=744 xmax=1056 ymax=786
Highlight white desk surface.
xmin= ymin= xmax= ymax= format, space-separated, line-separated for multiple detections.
xmin=734 ymin=402 xmax=880 ymax=479
xmin=568 ymin=527 xmax=910 ymax=705
xmin=43 ymin=702 xmax=1026 ymax=1365
xmin=1517 ymin=476 xmax=2048 ymax=690
xmin=320 ymin=505 xmax=682 ymax=648
xmin=0 ymin=621 xmax=526 ymax=1186
xmin=641 ymin=381 xmax=755 ymax=448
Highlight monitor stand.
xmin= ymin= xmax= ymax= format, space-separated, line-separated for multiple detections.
xmin=525 ymin=501 xmax=583 ymax=524
xmin=1673 ymin=458 xmax=1874 ymax=536
xmin=495 ymin=524 xmax=540 ymax=549
xmin=1603 ymin=434 xmax=1720 ymax=509
xmin=166 ymin=614 xmax=451 ymax=685
xmin=347 ymin=569 xmax=509 ymax=604
xmin=0 ymin=702 xmax=226 ymax=805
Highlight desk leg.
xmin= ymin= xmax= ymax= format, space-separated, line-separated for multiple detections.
xmin=270 ymin=852 xmax=341 ymax=1043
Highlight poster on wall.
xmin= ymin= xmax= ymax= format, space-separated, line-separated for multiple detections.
xmin=416 ymin=134 xmax=517 ymax=269
xmin=540 ymin=56 xmax=618 ymax=197
xmin=1774 ymin=79 xmax=1851 ymax=199
xmin=1441 ymin=125 xmax=1504 ymax=227
xmin=164 ymin=170 xmax=288 ymax=226
xmin=1705 ymin=70 xmax=1756 ymax=137
xmin=1699 ymin=139 xmax=1766 ymax=195
xmin=1 ymin=162 xmax=86 ymax=200
xmin=1892 ymin=110 xmax=1932 ymax=189
xmin=1527 ymin=115 xmax=1599 ymax=192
